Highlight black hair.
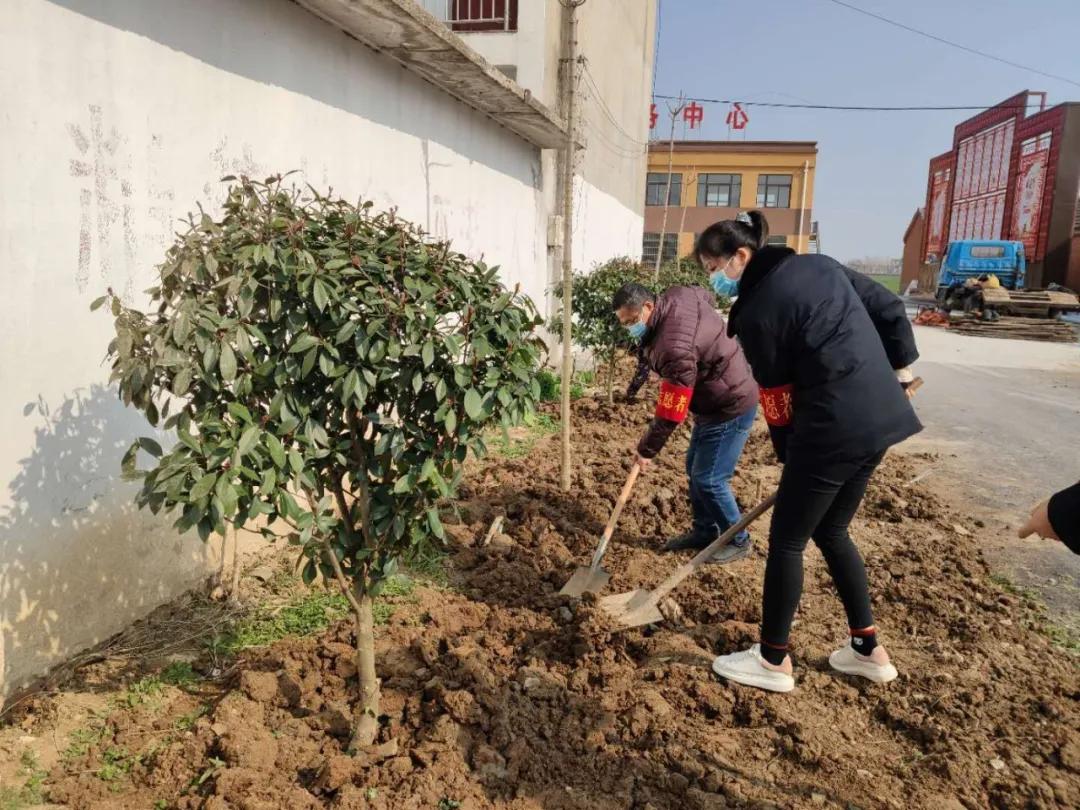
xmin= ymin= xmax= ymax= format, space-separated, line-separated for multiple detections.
xmin=694 ymin=210 xmax=769 ymax=262
xmin=612 ymin=283 xmax=655 ymax=312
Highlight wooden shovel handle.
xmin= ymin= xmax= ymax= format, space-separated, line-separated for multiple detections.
xmin=647 ymin=492 xmax=778 ymax=603
xmin=590 ymin=463 xmax=641 ymax=569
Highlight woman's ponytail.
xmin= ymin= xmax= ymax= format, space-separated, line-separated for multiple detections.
xmin=694 ymin=210 xmax=771 ymax=262
xmin=745 ymin=210 xmax=769 ymax=250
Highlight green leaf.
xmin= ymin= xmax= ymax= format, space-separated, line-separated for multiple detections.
xmin=289 ymin=334 xmax=320 ymax=354
xmin=228 ymin=402 xmax=253 ymax=424
xmin=261 ymin=468 xmax=277 ymax=493
xmin=190 ymin=472 xmax=218 ymax=501
xmin=238 ymin=426 xmax=260 ymax=456
xmin=90 ymin=295 xmax=108 ymax=312
xmin=137 ymin=437 xmax=163 ymax=457
xmin=301 ymin=559 xmax=318 ymax=586
xmin=324 ymin=258 xmax=350 ymax=270
xmin=313 ymin=278 xmax=330 ymax=312
xmin=426 ymin=508 xmax=445 ymax=540
xmin=464 ymin=388 xmax=483 ymax=420
xmin=266 ymin=434 xmax=287 ymax=468
xmin=318 ymin=352 xmax=335 ymax=377
xmin=301 ymin=347 xmax=318 ymax=378
xmin=421 ymin=341 xmax=434 ymax=368
xmin=172 ymin=368 xmax=193 ymax=397
xmin=288 ymin=449 xmax=304 ymax=474
xmin=219 ymin=343 xmax=237 ymax=383
xmin=435 ymin=378 xmax=447 ymax=402
xmin=445 ymin=409 xmax=457 ymax=435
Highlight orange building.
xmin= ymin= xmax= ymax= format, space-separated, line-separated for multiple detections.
xmin=643 ymin=140 xmax=818 ymax=264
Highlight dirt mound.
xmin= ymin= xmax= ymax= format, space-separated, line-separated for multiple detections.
xmin=42 ymin=398 xmax=1080 ymax=809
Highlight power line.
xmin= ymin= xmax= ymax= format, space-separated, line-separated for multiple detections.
xmin=821 ymin=0 xmax=1080 ymax=90
xmin=581 ymin=64 xmax=651 ymax=147
xmin=652 ymin=93 xmax=1051 ymax=112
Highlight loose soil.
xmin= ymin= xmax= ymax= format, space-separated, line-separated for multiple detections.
xmin=5 ymin=396 xmax=1079 ymax=809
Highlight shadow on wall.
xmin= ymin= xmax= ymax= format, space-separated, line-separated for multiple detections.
xmin=45 ymin=0 xmax=541 ymax=189
xmin=0 ymin=384 xmax=213 ymax=698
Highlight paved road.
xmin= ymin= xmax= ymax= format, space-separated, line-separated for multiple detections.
xmin=900 ymin=324 xmax=1080 ymax=630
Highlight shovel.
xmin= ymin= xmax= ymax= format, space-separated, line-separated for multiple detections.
xmin=600 ymin=491 xmax=778 ymax=627
xmin=559 ymin=462 xmax=642 ymax=597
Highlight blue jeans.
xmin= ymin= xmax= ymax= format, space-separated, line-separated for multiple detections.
xmin=685 ymin=406 xmax=756 ymax=545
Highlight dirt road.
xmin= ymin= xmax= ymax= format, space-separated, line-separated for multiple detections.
xmin=904 ymin=324 xmax=1080 ymax=632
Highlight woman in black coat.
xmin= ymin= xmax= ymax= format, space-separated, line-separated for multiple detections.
xmin=697 ymin=211 xmax=921 ymax=693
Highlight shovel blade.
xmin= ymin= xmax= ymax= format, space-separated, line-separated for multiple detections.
xmin=559 ymin=566 xmax=611 ymax=597
xmin=598 ymin=589 xmax=665 ymax=628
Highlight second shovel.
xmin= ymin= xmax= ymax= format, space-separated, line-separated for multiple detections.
xmin=559 ymin=462 xmax=641 ymax=597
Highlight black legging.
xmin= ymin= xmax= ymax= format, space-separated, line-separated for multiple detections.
xmin=761 ymin=450 xmax=885 ymax=651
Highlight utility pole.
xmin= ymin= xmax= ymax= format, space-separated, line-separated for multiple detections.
xmin=559 ymin=0 xmax=585 ymax=493
xmin=653 ymin=94 xmax=685 ymax=279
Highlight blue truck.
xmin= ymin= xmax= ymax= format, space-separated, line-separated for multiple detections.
xmin=933 ymin=239 xmax=1079 ymax=318
xmin=934 ymin=240 xmax=1025 ymax=311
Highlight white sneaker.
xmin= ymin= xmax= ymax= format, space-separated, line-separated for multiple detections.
xmin=711 ymin=645 xmax=795 ymax=693
xmin=829 ymin=643 xmax=899 ymax=684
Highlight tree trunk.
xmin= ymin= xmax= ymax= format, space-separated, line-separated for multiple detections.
xmin=349 ymin=588 xmax=380 ymax=752
xmin=606 ymin=357 xmax=615 ymax=404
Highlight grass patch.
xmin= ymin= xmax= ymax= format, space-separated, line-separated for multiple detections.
xmin=1047 ymin=623 xmax=1080 ymax=655
xmin=208 ymin=574 xmax=419 ymax=655
xmin=0 ymin=750 xmax=47 ymax=810
xmin=116 ymin=675 xmax=166 ymax=709
xmin=489 ymin=412 xmax=559 ymax=459
xmin=212 ymin=590 xmax=350 ymax=655
xmin=63 ymin=724 xmax=109 ymax=761
xmin=161 ymin=661 xmax=199 ymax=687
xmin=175 ymin=705 xmax=210 ymax=732
xmin=96 ymin=746 xmax=136 ymax=785
xmin=868 ymin=274 xmax=902 ymax=293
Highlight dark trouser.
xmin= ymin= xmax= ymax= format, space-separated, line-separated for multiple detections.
xmin=760 ymin=450 xmax=886 ymax=651
xmin=685 ymin=406 xmax=757 ymax=543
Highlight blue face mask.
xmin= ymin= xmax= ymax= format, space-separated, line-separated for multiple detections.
xmin=709 ymin=258 xmax=741 ymax=297
xmin=625 ymin=321 xmax=648 ymax=340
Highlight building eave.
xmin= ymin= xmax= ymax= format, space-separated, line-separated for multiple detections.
xmin=293 ymin=0 xmax=568 ymax=148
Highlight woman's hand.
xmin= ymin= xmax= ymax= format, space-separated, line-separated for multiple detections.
xmin=636 ymin=454 xmax=652 ymax=471
xmin=1018 ymin=499 xmax=1060 ymax=542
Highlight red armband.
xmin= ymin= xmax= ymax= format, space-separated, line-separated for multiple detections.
xmin=760 ymin=384 xmax=794 ymax=427
xmin=655 ymin=381 xmax=693 ymax=422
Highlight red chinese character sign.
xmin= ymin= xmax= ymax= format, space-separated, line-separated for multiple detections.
xmin=725 ymin=102 xmax=749 ymax=131
xmin=683 ymin=102 xmax=704 ymax=129
xmin=648 ymin=103 xmax=657 ymax=130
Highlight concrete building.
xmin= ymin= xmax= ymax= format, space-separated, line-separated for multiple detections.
xmin=918 ymin=91 xmax=1080 ymax=290
xmin=0 ymin=0 xmax=656 ymax=698
xmin=643 ymin=140 xmax=818 ymax=263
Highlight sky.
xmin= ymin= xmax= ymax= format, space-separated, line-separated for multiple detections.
xmin=652 ymin=0 xmax=1080 ymax=261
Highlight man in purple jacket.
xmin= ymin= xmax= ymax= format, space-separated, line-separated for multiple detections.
xmin=613 ymin=283 xmax=759 ymax=563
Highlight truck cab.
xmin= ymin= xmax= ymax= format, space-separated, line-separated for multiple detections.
xmin=935 ymin=240 xmax=1026 ymax=305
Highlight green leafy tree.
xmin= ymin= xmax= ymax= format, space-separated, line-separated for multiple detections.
xmin=550 ymin=256 xmax=724 ymax=402
xmin=96 ymin=176 xmax=543 ymax=749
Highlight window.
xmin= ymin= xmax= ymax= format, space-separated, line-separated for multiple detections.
xmin=766 ymin=235 xmax=788 ymax=247
xmin=646 ymin=173 xmax=681 ymax=206
xmin=970 ymin=246 xmax=1006 ymax=258
xmin=447 ymin=0 xmax=518 ymax=32
xmin=697 ymin=173 xmax=742 ymax=207
xmin=756 ymin=174 xmax=792 ymax=208
xmin=642 ymin=233 xmax=678 ymax=265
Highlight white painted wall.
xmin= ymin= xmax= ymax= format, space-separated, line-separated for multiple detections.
xmin=0 ymin=0 xmax=652 ymax=698
xmin=0 ymin=0 xmax=556 ymax=698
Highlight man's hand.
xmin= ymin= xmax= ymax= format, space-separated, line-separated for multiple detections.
xmin=1018 ymin=499 xmax=1060 ymax=542
xmin=636 ymin=454 xmax=652 ymax=471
